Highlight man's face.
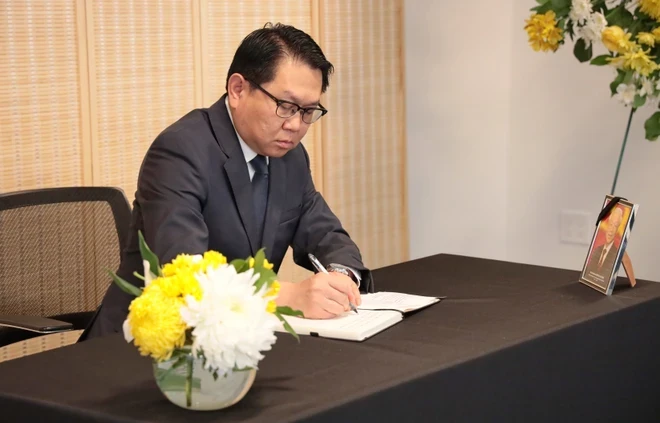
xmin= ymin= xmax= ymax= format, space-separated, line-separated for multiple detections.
xmin=229 ymin=59 xmax=323 ymax=158
xmin=605 ymin=209 xmax=623 ymax=244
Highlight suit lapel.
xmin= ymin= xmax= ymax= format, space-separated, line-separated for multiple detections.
xmin=208 ymin=95 xmax=261 ymax=255
xmin=261 ymin=157 xmax=286 ymax=259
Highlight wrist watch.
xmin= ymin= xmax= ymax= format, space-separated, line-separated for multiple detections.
xmin=327 ymin=264 xmax=361 ymax=288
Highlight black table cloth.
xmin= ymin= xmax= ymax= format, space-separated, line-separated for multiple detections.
xmin=1 ymin=254 xmax=659 ymax=422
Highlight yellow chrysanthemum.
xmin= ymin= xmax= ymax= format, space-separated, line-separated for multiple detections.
xmin=127 ymin=285 xmax=187 ymax=361
xmin=263 ymin=259 xmax=274 ymax=270
xmin=153 ymin=273 xmax=203 ymax=301
xmin=524 ymin=11 xmax=563 ymax=52
xmin=602 ymin=26 xmax=635 ymax=53
xmin=265 ymin=281 xmax=280 ymax=298
xmin=162 ymin=254 xmax=195 ymax=277
xmin=652 ymin=27 xmax=660 ymax=42
xmin=637 ymin=32 xmax=656 ymax=47
xmin=621 ymin=48 xmax=658 ymax=76
xmin=266 ymin=300 xmax=277 ymax=313
xmin=202 ymin=250 xmax=227 ymax=269
xmin=640 ymin=0 xmax=660 ymax=21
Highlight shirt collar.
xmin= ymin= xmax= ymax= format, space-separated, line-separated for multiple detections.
xmin=225 ymin=97 xmax=266 ymax=164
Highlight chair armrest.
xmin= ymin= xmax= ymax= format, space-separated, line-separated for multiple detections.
xmin=0 ymin=315 xmax=73 ymax=334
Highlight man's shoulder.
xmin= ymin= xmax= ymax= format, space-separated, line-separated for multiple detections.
xmin=155 ymin=108 xmax=213 ymax=144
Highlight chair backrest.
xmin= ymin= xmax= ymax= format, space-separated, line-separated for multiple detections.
xmin=0 ymin=187 xmax=132 ymax=320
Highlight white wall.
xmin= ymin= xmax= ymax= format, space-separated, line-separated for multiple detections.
xmin=405 ymin=1 xmax=512 ymax=262
xmin=406 ymin=0 xmax=660 ymax=282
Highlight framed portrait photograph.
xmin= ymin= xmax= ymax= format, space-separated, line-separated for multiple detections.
xmin=579 ymin=195 xmax=638 ymax=295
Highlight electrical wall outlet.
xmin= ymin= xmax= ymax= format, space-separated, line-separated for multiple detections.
xmin=560 ymin=210 xmax=593 ymax=245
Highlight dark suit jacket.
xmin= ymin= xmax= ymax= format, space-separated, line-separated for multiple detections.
xmin=584 ymin=242 xmax=618 ymax=283
xmin=86 ymin=94 xmax=373 ymax=338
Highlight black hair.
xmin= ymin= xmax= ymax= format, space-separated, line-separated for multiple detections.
xmin=225 ymin=22 xmax=334 ymax=93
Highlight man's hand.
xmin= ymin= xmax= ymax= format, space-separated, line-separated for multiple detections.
xmin=277 ymin=273 xmax=361 ymax=319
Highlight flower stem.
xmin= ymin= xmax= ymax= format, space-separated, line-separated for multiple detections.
xmin=611 ymin=107 xmax=634 ymax=195
xmin=185 ymin=355 xmax=193 ymax=408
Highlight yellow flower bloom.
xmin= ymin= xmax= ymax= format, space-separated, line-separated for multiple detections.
xmin=127 ymin=285 xmax=187 ymax=361
xmin=248 ymin=257 xmax=255 ymax=268
xmin=602 ymin=26 xmax=635 ymax=53
xmin=652 ymin=27 xmax=660 ymax=42
xmin=265 ymin=281 xmax=280 ymax=298
xmin=524 ymin=11 xmax=563 ymax=52
xmin=637 ymin=32 xmax=656 ymax=47
xmin=622 ymin=48 xmax=658 ymax=76
xmin=640 ymin=0 xmax=660 ymax=21
xmin=263 ymin=259 xmax=274 ymax=270
xmin=266 ymin=300 xmax=277 ymax=313
xmin=153 ymin=273 xmax=202 ymax=301
xmin=162 ymin=254 xmax=195 ymax=277
xmin=202 ymin=250 xmax=227 ymax=269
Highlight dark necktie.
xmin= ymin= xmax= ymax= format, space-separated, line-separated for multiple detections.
xmin=250 ymin=155 xmax=269 ymax=246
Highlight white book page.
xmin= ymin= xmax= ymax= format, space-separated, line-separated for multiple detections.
xmin=358 ymin=291 xmax=440 ymax=313
xmin=276 ymin=310 xmax=402 ymax=341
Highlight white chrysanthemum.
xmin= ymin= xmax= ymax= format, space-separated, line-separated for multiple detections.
xmin=605 ymin=0 xmax=638 ymax=11
xmin=615 ymin=83 xmax=637 ymax=106
xmin=180 ymin=264 xmax=279 ymax=377
xmin=122 ymin=319 xmax=134 ymax=342
xmin=570 ymin=0 xmax=593 ymax=24
xmin=640 ymin=78 xmax=655 ymax=97
xmin=578 ymin=12 xmax=608 ymax=47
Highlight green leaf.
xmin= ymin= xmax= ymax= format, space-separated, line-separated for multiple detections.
xmin=623 ymin=70 xmax=634 ymax=84
xmin=253 ymin=249 xmax=266 ymax=272
xmin=230 ymin=258 xmax=248 ymax=273
xmin=155 ymin=355 xmax=188 ymax=384
xmin=254 ymin=271 xmax=277 ymax=293
xmin=138 ymin=231 xmax=161 ymax=277
xmin=573 ymin=38 xmax=593 ymax=62
xmin=132 ymin=271 xmax=145 ymax=281
xmin=610 ymin=69 xmax=626 ymax=95
xmin=275 ymin=313 xmax=300 ymax=342
xmin=550 ymin=0 xmax=570 ymax=8
xmin=644 ymin=112 xmax=660 ymax=141
xmin=107 ymin=270 xmax=142 ymax=297
xmin=606 ymin=6 xmax=634 ymax=29
xmin=633 ymin=94 xmax=646 ymax=108
xmin=276 ymin=306 xmax=304 ymax=317
xmin=532 ymin=2 xmax=554 ymax=14
xmin=590 ymin=54 xmax=611 ymax=66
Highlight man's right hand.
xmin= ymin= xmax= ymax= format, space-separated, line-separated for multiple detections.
xmin=277 ymin=273 xmax=361 ymax=319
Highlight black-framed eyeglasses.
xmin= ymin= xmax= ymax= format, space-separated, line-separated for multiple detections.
xmin=246 ymin=79 xmax=328 ymax=124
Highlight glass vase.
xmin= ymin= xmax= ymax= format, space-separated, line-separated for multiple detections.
xmin=153 ymin=354 xmax=256 ymax=411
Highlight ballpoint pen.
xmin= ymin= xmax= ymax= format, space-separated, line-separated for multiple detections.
xmin=307 ymin=253 xmax=359 ymax=314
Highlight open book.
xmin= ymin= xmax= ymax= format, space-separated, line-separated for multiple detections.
xmin=276 ymin=292 xmax=441 ymax=342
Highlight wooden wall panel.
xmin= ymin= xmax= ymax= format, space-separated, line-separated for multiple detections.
xmin=88 ymin=0 xmax=197 ymax=202
xmin=321 ymin=0 xmax=407 ymax=270
xmin=0 ymin=1 xmax=85 ymax=192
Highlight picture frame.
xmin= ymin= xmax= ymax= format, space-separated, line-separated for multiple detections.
xmin=579 ymin=195 xmax=638 ymax=296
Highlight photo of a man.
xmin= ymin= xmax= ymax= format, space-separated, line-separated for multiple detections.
xmin=583 ymin=207 xmax=623 ymax=284
xmin=580 ymin=196 xmax=635 ymax=295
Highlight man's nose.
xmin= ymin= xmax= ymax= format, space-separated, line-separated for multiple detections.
xmin=283 ymin=112 xmax=303 ymax=131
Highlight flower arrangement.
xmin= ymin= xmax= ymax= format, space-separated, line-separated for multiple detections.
xmin=524 ymin=0 xmax=660 ymax=192
xmin=109 ymin=232 xmax=301 ymax=408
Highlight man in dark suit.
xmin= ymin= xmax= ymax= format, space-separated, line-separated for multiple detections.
xmin=86 ymin=23 xmax=372 ymax=338
xmin=584 ymin=206 xmax=624 ymax=286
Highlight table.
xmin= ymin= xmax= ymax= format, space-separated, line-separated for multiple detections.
xmin=1 ymin=254 xmax=659 ymax=422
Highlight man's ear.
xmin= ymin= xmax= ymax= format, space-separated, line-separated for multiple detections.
xmin=227 ymin=74 xmax=248 ymax=107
